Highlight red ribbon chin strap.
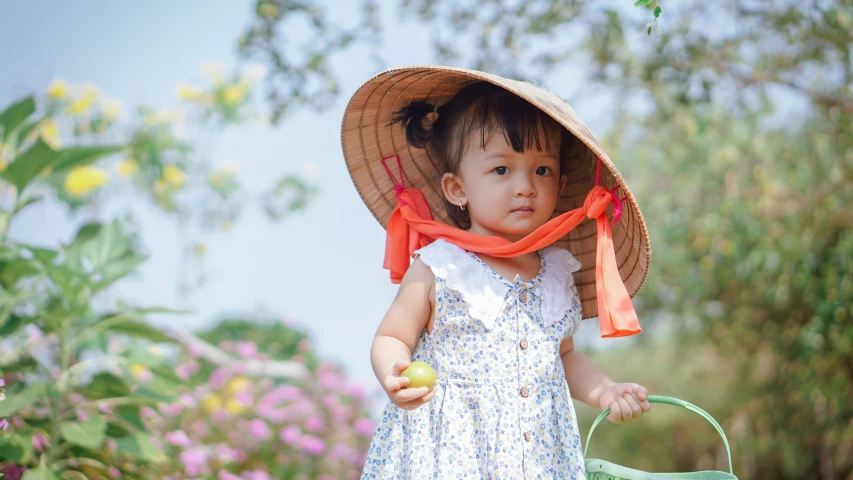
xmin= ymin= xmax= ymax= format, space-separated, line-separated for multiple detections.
xmin=380 ymin=154 xmax=640 ymax=338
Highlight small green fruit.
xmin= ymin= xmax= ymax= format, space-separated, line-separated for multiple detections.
xmin=402 ymin=361 xmax=436 ymax=389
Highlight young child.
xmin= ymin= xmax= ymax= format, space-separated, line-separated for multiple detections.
xmin=341 ymin=66 xmax=653 ymax=479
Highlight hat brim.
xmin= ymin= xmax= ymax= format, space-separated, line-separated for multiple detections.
xmin=341 ymin=65 xmax=650 ymax=319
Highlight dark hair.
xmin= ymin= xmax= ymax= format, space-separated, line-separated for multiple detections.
xmin=391 ymin=81 xmax=583 ymax=229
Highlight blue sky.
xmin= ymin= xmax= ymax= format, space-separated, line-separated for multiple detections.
xmin=1 ymin=1 xmax=648 ymax=392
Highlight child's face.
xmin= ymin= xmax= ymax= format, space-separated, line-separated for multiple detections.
xmin=443 ymin=129 xmax=566 ymax=241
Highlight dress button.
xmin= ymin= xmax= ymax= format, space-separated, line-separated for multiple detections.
xmin=519 ymin=339 xmax=528 ymax=350
xmin=524 ymin=432 xmax=532 ymax=442
xmin=519 ymin=292 xmax=529 ymax=303
xmin=520 ymin=386 xmax=530 ymax=397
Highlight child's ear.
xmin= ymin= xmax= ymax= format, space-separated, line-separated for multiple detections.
xmin=559 ymin=174 xmax=568 ymax=195
xmin=441 ymin=172 xmax=466 ymax=207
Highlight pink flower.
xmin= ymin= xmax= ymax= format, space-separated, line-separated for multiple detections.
xmin=318 ymin=371 xmax=342 ymax=390
xmin=166 ymin=430 xmax=192 ymax=447
xmin=279 ymin=425 xmax=301 ymax=445
xmin=108 ymin=466 xmax=122 ymax=478
xmin=305 ymin=415 xmax=325 ymax=432
xmin=140 ymin=406 xmax=156 ymax=418
xmin=211 ymin=409 xmax=230 ymax=425
xmin=0 ymin=419 xmax=7 ymax=431
xmin=297 ymin=339 xmax=311 ymax=352
xmin=179 ymin=394 xmax=197 ymax=408
xmin=159 ymin=403 xmax=184 ymax=417
xmin=234 ymin=391 xmax=253 ymax=407
xmin=76 ymin=409 xmax=89 ymax=421
xmin=32 ymin=433 xmax=50 ymax=451
xmin=176 ymin=361 xmax=200 ymax=380
xmin=218 ymin=471 xmax=241 ymax=480
xmin=208 ymin=368 xmax=230 ymax=389
xmin=297 ymin=435 xmax=326 ymax=455
xmin=248 ymin=418 xmax=271 ymax=440
xmin=242 ymin=470 xmax=271 ymax=480
xmin=354 ymin=417 xmax=376 ymax=437
xmin=188 ymin=343 xmax=204 ymax=358
xmin=235 ymin=342 xmax=258 ymax=358
xmin=180 ymin=448 xmax=207 ymax=476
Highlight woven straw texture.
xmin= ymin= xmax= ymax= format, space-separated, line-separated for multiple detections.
xmin=341 ymin=65 xmax=651 ymax=319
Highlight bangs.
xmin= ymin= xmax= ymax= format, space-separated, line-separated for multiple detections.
xmin=450 ymin=89 xmax=565 ymax=161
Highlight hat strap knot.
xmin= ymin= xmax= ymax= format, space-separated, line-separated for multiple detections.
xmin=595 ymin=157 xmax=627 ymax=225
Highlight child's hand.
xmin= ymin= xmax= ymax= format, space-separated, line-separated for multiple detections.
xmin=383 ymin=360 xmax=437 ymax=410
xmin=598 ymin=383 xmax=651 ymax=424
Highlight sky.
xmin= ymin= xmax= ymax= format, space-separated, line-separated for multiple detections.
xmin=0 ymin=0 xmax=650 ymax=395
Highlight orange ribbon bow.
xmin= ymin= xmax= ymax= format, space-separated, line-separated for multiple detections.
xmin=380 ymin=154 xmax=641 ymax=338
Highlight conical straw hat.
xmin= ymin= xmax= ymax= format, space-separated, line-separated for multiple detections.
xmin=341 ymin=65 xmax=651 ymax=319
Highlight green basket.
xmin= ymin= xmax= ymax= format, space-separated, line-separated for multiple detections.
xmin=584 ymin=395 xmax=737 ymax=480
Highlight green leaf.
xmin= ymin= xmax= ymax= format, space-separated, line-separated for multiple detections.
xmin=20 ymin=455 xmax=57 ymax=480
xmin=0 ymin=258 xmax=40 ymax=289
xmin=0 ymin=314 xmax=35 ymax=336
xmin=0 ymin=433 xmax=34 ymax=463
xmin=115 ymin=432 xmax=165 ymax=462
xmin=93 ymin=253 xmax=147 ymax=291
xmin=116 ymin=404 xmax=146 ymax=431
xmin=0 ymin=384 xmax=43 ymax=417
xmin=66 ymin=220 xmax=133 ymax=273
xmin=648 ymin=25 xmax=652 ymax=35
xmin=43 ymin=262 xmax=88 ymax=300
xmin=634 ymin=0 xmax=653 ymax=6
xmin=60 ymin=414 xmax=107 ymax=449
xmin=80 ymin=372 xmax=131 ymax=400
xmin=108 ymin=318 xmax=170 ymax=343
xmin=0 ymin=139 xmax=60 ymax=192
xmin=132 ymin=385 xmax=176 ymax=403
xmin=654 ymin=5 xmax=662 ymax=17
xmin=50 ymin=145 xmax=123 ymax=176
xmin=0 ymin=97 xmax=36 ymax=142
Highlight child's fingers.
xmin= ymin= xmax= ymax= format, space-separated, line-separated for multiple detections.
xmin=394 ymin=386 xmax=430 ymax=403
xmin=390 ymin=360 xmax=411 ymax=376
xmin=383 ymin=374 xmax=410 ymax=392
xmin=397 ymin=387 xmax=436 ymax=410
xmin=622 ymin=393 xmax=643 ymax=418
xmin=615 ymin=396 xmax=633 ymax=422
xmin=607 ymin=401 xmax=622 ymax=423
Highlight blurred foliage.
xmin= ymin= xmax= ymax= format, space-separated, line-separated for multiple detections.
xmin=0 ymin=65 xmax=326 ymax=478
xmin=238 ymin=0 xmax=853 ymax=478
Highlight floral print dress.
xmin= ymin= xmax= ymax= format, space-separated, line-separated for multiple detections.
xmin=361 ymin=239 xmax=587 ymax=479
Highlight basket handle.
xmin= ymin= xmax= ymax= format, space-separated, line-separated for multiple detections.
xmin=583 ymin=395 xmax=734 ymax=475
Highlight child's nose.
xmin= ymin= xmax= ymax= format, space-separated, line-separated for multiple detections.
xmin=515 ymin=173 xmax=536 ymax=196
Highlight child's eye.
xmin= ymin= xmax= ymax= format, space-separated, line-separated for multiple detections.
xmin=536 ymin=166 xmax=553 ymax=176
xmin=494 ymin=166 xmax=509 ymax=175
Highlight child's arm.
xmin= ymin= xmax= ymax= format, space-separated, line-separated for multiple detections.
xmin=560 ymin=337 xmax=651 ymax=423
xmin=370 ymin=257 xmax=436 ymax=410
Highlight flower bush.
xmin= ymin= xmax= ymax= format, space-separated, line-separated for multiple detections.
xmin=142 ymin=322 xmax=375 ymax=479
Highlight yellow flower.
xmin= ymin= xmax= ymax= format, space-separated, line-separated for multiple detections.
xmin=226 ymin=399 xmax=246 ymax=415
xmin=67 ymin=84 xmax=102 ymax=115
xmin=39 ymin=119 xmax=61 ymax=149
xmin=203 ymin=394 xmax=223 ymax=412
xmin=221 ymin=84 xmax=248 ymax=105
xmin=47 ymin=78 xmax=70 ymax=99
xmin=116 ymin=159 xmax=139 ymax=177
xmin=129 ymin=364 xmax=152 ymax=382
xmin=0 ymin=159 xmax=7 ymax=173
xmin=102 ymin=98 xmax=124 ymax=122
xmin=162 ymin=164 xmax=186 ymax=188
xmin=175 ymin=84 xmax=206 ymax=102
xmin=193 ymin=242 xmax=208 ymax=255
xmin=64 ymin=165 xmax=109 ymax=197
xmin=220 ymin=220 xmax=233 ymax=232
xmin=226 ymin=376 xmax=250 ymax=395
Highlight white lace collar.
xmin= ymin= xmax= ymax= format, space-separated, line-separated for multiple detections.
xmin=415 ymin=239 xmax=582 ymax=330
